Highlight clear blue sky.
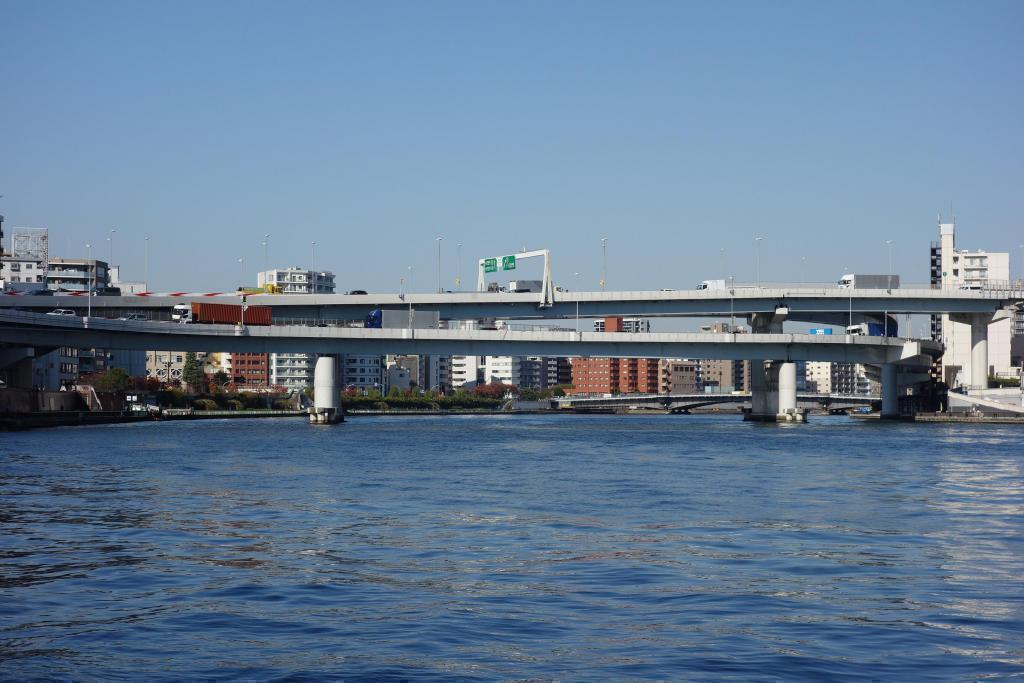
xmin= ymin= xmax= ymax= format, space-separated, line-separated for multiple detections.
xmin=2 ymin=1 xmax=1022 ymax=293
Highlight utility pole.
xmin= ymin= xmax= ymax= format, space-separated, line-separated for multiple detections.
xmin=436 ymin=236 xmax=443 ymax=293
xmin=754 ymin=236 xmax=765 ymax=286
xmin=600 ymin=237 xmax=608 ymax=291
xmin=85 ymin=243 xmax=92 ymax=318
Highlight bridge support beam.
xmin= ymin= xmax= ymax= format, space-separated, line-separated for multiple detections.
xmin=309 ymin=354 xmax=343 ymax=425
xmin=969 ymin=314 xmax=989 ymax=392
xmin=745 ymin=360 xmax=806 ymax=423
xmin=881 ymin=363 xmax=899 ymax=418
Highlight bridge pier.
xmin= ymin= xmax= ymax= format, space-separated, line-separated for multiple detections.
xmin=745 ymin=360 xmax=806 ymax=423
xmin=309 ymin=354 xmax=343 ymax=425
xmin=881 ymin=363 xmax=899 ymax=418
xmin=970 ymin=314 xmax=989 ymax=392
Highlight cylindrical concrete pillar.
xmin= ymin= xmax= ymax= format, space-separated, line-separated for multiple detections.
xmin=311 ymin=354 xmax=342 ymax=424
xmin=881 ymin=363 xmax=898 ymax=418
xmin=749 ymin=360 xmax=769 ymax=415
xmin=777 ymin=362 xmax=797 ymax=415
xmin=970 ymin=315 xmax=989 ymax=392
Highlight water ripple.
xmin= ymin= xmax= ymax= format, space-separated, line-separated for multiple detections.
xmin=1 ymin=415 xmax=1022 ymax=680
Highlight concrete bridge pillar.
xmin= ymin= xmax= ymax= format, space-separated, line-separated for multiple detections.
xmin=745 ymin=360 xmax=806 ymax=423
xmin=310 ymin=354 xmax=343 ymax=425
xmin=969 ymin=314 xmax=989 ymax=392
xmin=749 ymin=360 xmax=769 ymax=416
xmin=777 ymin=361 xmax=798 ymax=417
xmin=881 ymin=363 xmax=899 ymax=418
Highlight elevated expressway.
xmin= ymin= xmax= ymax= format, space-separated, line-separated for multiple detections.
xmin=2 ymin=286 xmax=1019 ymax=324
xmin=1 ymin=308 xmax=941 ymax=423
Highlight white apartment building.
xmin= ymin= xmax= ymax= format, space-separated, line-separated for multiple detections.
xmin=0 ymin=255 xmax=46 ymax=286
xmin=258 ymin=267 xmax=335 ymax=294
xmin=804 ymin=361 xmax=833 ymax=394
xmin=484 ymin=355 xmax=521 ymax=385
xmin=450 ymin=354 xmax=481 ymax=388
xmin=259 ymin=267 xmax=337 ymax=390
xmin=932 ymin=219 xmax=1013 ymax=386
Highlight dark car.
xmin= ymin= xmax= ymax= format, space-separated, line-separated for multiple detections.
xmin=346 ymin=290 xmax=368 ymax=295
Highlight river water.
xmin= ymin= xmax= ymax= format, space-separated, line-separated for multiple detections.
xmin=1 ymin=415 xmax=1022 ymax=681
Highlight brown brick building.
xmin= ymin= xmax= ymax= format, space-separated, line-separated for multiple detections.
xmin=570 ymin=317 xmax=659 ymax=395
xmin=229 ymin=352 xmax=270 ymax=387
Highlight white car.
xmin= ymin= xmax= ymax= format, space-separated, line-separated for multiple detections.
xmin=118 ymin=313 xmax=148 ymax=321
xmin=46 ymin=309 xmax=77 ymax=316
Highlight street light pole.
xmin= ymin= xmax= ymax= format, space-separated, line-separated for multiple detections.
xmin=311 ymin=241 xmax=316 ymax=274
xmin=144 ymin=236 xmax=150 ymax=290
xmin=1018 ymin=244 xmax=1023 ymax=289
xmin=886 ymin=239 xmax=894 ymax=290
xmin=601 ymin=237 xmax=608 ymax=291
xmin=884 ymin=240 xmax=894 ymax=336
xmin=85 ymin=243 xmax=92 ymax=318
xmin=574 ymin=272 xmax=581 ymax=332
xmin=456 ymin=242 xmax=462 ymax=289
xmin=263 ymin=233 xmax=270 ymax=275
xmin=238 ymin=257 xmax=244 ymax=289
xmin=108 ymin=228 xmax=116 ymax=265
xmin=754 ymin=236 xmax=765 ymax=286
xmin=406 ymin=266 xmax=413 ymax=328
xmin=436 ymin=236 xmax=443 ymax=293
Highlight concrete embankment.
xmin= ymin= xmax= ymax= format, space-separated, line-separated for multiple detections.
xmin=0 ymin=411 xmax=152 ymax=430
xmin=158 ymin=409 xmax=306 ymax=420
xmin=914 ymin=412 xmax=1024 ymax=424
xmin=1 ymin=409 xmax=307 ymax=430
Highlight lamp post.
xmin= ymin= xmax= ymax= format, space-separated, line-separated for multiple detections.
xmin=263 ymin=233 xmax=270 ymax=275
xmin=886 ymin=239 xmax=894 ymax=290
xmin=456 ymin=242 xmax=462 ymax=288
xmin=754 ymin=236 xmax=764 ymax=286
xmin=144 ymin=236 xmax=150 ymax=290
xmin=85 ymin=243 xmax=92 ymax=318
xmin=406 ymin=266 xmax=414 ymax=328
xmin=108 ymin=228 xmax=116 ymax=265
xmin=436 ymin=236 xmax=443 ymax=293
xmin=800 ymin=255 xmax=806 ymax=285
xmin=311 ymin=241 xmax=317 ymax=274
xmin=883 ymin=240 xmax=894 ymax=335
xmin=574 ymin=272 xmax=581 ymax=332
xmin=238 ymin=257 xmax=244 ymax=289
xmin=1018 ymin=244 xmax=1023 ymax=289
xmin=600 ymin=237 xmax=608 ymax=291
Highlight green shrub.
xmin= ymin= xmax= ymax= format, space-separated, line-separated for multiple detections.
xmin=192 ymin=398 xmax=218 ymax=411
xmin=226 ymin=399 xmax=244 ymax=411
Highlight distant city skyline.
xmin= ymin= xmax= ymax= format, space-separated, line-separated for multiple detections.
xmin=2 ymin=1 xmax=1021 ymax=293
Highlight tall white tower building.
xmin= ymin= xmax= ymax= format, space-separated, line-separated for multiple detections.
xmin=933 ymin=218 xmax=1013 ymax=387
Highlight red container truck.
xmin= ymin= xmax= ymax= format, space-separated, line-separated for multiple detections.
xmin=190 ymin=302 xmax=272 ymax=326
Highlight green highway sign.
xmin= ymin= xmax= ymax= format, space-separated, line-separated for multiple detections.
xmin=483 ymin=258 xmax=497 ymax=273
xmin=502 ymin=255 xmax=516 ymax=271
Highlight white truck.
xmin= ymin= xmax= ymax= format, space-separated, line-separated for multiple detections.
xmin=171 ymin=304 xmax=192 ymax=323
xmin=696 ymin=280 xmax=727 ymax=291
xmin=837 ymin=273 xmax=899 ymax=289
